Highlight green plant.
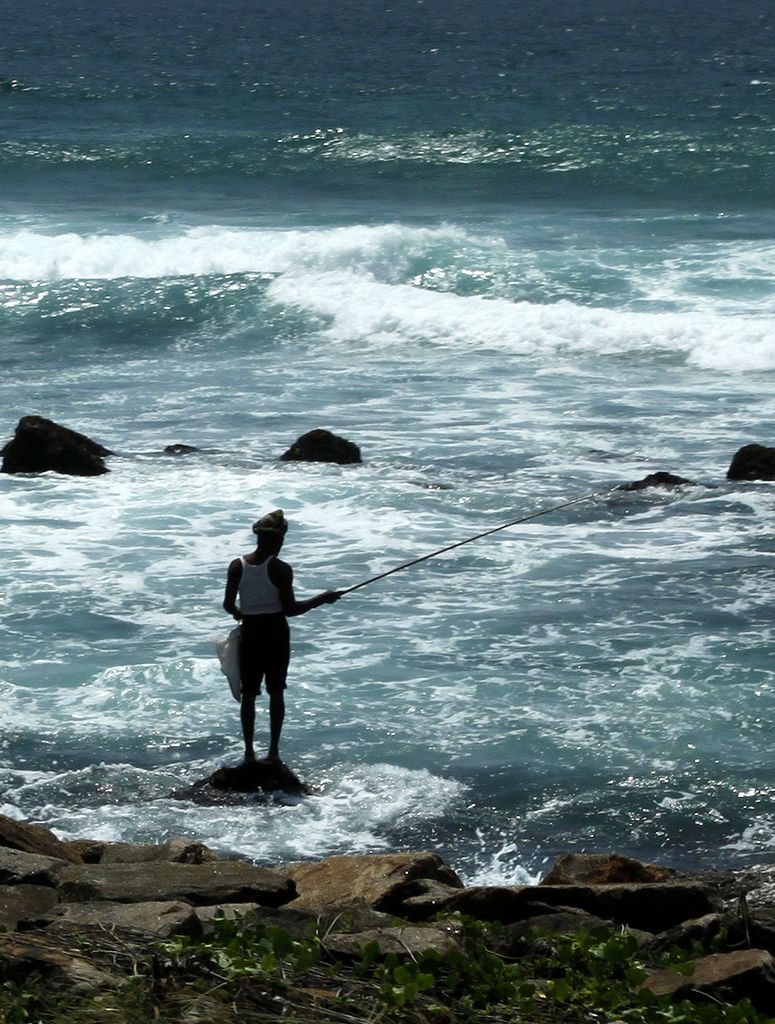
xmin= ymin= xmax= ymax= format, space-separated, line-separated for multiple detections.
xmin=0 ymin=976 xmax=45 ymax=1024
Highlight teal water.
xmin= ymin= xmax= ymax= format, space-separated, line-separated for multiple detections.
xmin=0 ymin=0 xmax=774 ymax=882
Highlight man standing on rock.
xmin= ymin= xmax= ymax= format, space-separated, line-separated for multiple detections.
xmin=223 ymin=510 xmax=341 ymax=764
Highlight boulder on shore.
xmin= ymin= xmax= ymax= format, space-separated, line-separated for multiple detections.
xmin=280 ymin=428 xmax=361 ymax=465
xmin=280 ymin=852 xmax=464 ymax=913
xmin=0 ymin=813 xmax=82 ymax=864
xmin=1 ymin=415 xmax=112 ymax=476
xmin=541 ymin=852 xmax=677 ymax=885
xmin=396 ymin=880 xmax=719 ymax=932
xmin=727 ymin=443 xmax=775 ymax=481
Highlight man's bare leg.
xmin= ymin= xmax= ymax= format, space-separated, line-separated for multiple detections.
xmin=240 ymin=692 xmax=257 ymax=762
xmin=267 ymin=689 xmax=285 ymax=762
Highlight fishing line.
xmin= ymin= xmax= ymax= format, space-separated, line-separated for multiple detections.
xmin=340 ymin=487 xmax=613 ymax=595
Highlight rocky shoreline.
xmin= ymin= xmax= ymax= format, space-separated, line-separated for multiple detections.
xmin=3 ymin=811 xmax=775 ymax=1018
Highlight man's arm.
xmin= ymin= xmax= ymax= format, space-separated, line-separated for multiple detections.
xmin=223 ymin=558 xmax=243 ymax=620
xmin=270 ymin=559 xmax=341 ymax=616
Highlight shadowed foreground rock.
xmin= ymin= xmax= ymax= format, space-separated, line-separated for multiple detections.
xmin=280 ymin=428 xmax=361 ymax=464
xmin=395 ymin=879 xmax=719 ymax=931
xmin=172 ymin=760 xmax=311 ymax=803
xmin=4 ymin=818 xmax=775 ymax=1016
xmin=644 ymin=950 xmax=775 ymax=1013
xmin=727 ymin=443 xmax=775 ymax=481
xmin=1 ymin=416 xmax=112 ymax=476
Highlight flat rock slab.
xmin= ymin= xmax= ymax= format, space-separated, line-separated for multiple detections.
xmin=172 ymin=761 xmax=310 ymax=803
xmin=0 ymin=884 xmax=60 ymax=931
xmin=324 ymin=923 xmax=463 ymax=960
xmin=281 ymin=852 xmax=463 ymax=912
xmin=0 ymin=847 xmax=66 ymax=886
xmin=56 ymin=861 xmax=297 ymax=908
xmin=56 ymin=899 xmax=202 ymax=938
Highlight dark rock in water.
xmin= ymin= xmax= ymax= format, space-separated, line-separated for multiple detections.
xmin=619 ymin=471 xmax=694 ymax=491
xmin=1 ymin=416 xmax=112 ymax=476
xmin=727 ymin=443 xmax=775 ymax=481
xmin=163 ymin=443 xmax=199 ymax=455
xmin=171 ymin=761 xmax=310 ymax=804
xmin=280 ymin=428 xmax=361 ymax=465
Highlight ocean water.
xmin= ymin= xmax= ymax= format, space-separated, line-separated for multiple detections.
xmin=1 ymin=0 xmax=774 ymax=885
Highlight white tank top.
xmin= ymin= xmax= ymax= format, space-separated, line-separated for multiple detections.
xmin=238 ymin=557 xmax=283 ymax=615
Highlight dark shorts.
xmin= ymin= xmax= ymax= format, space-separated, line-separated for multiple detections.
xmin=239 ymin=613 xmax=290 ymax=695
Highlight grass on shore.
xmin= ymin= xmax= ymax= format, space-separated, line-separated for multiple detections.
xmin=0 ymin=914 xmax=771 ymax=1024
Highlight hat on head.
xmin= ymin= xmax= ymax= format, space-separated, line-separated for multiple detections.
xmin=252 ymin=509 xmax=288 ymax=536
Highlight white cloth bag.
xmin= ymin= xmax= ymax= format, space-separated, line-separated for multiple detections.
xmin=214 ymin=625 xmax=242 ymax=701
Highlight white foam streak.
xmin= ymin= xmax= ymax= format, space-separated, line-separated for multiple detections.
xmin=3 ymin=222 xmax=774 ymax=370
xmin=268 ymin=269 xmax=775 ymax=371
xmin=0 ymin=224 xmax=465 ymax=282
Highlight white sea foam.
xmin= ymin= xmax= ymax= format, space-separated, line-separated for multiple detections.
xmin=0 ymin=223 xmax=472 ymax=282
xmin=267 ymin=268 xmax=775 ymax=370
xmin=24 ymin=763 xmax=466 ymax=865
xmin=3 ymin=222 xmax=775 ymax=370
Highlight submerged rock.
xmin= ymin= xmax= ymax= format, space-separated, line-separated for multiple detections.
xmin=619 ymin=471 xmax=695 ymax=491
xmin=1 ymin=416 xmax=112 ymax=476
xmin=727 ymin=443 xmax=775 ymax=481
xmin=280 ymin=428 xmax=361 ymax=465
xmin=163 ymin=443 xmax=199 ymax=455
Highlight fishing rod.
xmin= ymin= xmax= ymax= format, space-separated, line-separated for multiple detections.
xmin=339 ymin=487 xmax=613 ymax=596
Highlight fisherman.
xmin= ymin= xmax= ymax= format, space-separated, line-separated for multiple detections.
xmin=223 ymin=510 xmax=341 ymax=764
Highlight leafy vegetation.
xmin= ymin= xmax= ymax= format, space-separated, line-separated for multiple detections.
xmin=1 ymin=914 xmax=773 ymax=1024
